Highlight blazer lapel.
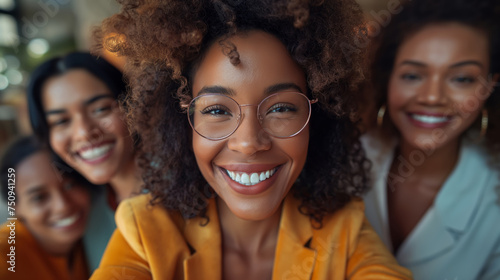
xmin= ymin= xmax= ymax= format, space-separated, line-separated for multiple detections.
xmin=273 ymin=195 xmax=316 ymax=280
xmin=183 ymin=198 xmax=222 ymax=280
xmin=396 ymin=208 xmax=455 ymax=265
xmin=397 ymin=142 xmax=489 ymax=266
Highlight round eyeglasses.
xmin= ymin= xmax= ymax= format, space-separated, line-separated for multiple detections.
xmin=187 ymin=91 xmax=318 ymax=140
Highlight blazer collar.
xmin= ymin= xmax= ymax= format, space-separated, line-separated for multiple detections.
xmin=272 ymin=195 xmax=316 ymax=280
xmin=182 ymin=197 xmax=222 ymax=280
xmin=435 ymin=142 xmax=491 ymax=232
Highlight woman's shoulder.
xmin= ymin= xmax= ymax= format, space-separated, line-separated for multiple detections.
xmin=309 ymin=198 xmax=367 ymax=244
xmin=116 ymin=193 xmax=185 ymax=231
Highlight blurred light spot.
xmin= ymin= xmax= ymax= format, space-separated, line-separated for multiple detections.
xmin=0 ymin=74 xmax=9 ymax=90
xmin=0 ymin=0 xmax=15 ymax=10
xmin=4 ymin=55 xmax=20 ymax=69
xmin=5 ymin=69 xmax=22 ymax=85
xmin=0 ymin=14 xmax=19 ymax=47
xmin=27 ymin=38 xmax=50 ymax=58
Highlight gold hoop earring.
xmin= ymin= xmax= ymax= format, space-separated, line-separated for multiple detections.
xmin=480 ymin=108 xmax=488 ymax=139
xmin=377 ymin=105 xmax=386 ymax=127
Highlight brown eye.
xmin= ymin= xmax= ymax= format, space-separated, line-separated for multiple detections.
xmin=30 ymin=192 xmax=49 ymax=204
xmin=452 ymin=76 xmax=475 ymax=84
xmin=93 ymin=106 xmax=112 ymax=115
xmin=401 ymin=73 xmax=421 ymax=81
xmin=49 ymin=118 xmax=69 ymax=127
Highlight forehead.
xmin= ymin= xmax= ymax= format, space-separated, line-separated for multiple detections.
xmin=192 ymin=30 xmax=307 ymax=97
xmin=396 ymin=22 xmax=490 ymax=67
xmin=41 ymin=69 xmax=112 ymax=109
xmin=16 ymin=151 xmax=61 ymax=194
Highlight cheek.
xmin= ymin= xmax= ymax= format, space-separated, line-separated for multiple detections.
xmin=99 ymin=113 xmax=129 ymax=137
xmin=17 ymin=201 xmax=45 ymax=226
xmin=50 ymin=130 xmax=68 ymax=157
xmin=193 ymin=135 xmax=218 ymax=169
xmin=284 ymin=128 xmax=309 ymax=172
xmin=388 ymin=79 xmax=411 ymax=110
xmin=192 ymin=134 xmax=225 ymax=184
xmin=452 ymin=90 xmax=486 ymax=117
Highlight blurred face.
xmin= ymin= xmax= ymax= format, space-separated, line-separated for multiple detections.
xmin=42 ymin=69 xmax=135 ymax=185
xmin=16 ymin=151 xmax=90 ymax=255
xmin=191 ymin=30 xmax=309 ymax=221
xmin=388 ymin=22 xmax=496 ymax=152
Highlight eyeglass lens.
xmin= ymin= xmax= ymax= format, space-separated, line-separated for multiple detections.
xmin=188 ymin=92 xmax=312 ymax=140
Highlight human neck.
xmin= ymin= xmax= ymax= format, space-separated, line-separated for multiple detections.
xmin=108 ymin=157 xmax=142 ymax=203
xmin=394 ymin=137 xmax=461 ymax=190
xmin=217 ymin=198 xmax=281 ymax=255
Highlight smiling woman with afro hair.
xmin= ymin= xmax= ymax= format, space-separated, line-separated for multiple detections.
xmin=90 ymin=0 xmax=412 ymax=279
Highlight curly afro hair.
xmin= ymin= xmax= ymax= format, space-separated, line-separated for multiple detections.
xmin=370 ymin=0 xmax=500 ymax=165
xmin=95 ymin=0 xmax=370 ymax=224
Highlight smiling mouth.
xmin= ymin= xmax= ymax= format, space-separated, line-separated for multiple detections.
xmin=53 ymin=213 xmax=81 ymax=228
xmin=74 ymin=142 xmax=115 ymax=162
xmin=409 ymin=113 xmax=452 ymax=124
xmin=223 ymin=167 xmax=279 ymax=186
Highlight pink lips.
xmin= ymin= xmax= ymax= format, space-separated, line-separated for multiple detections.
xmin=218 ymin=164 xmax=282 ymax=195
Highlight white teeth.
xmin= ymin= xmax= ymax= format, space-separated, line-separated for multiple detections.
xmin=241 ymin=173 xmax=250 ymax=184
xmin=54 ymin=213 xmax=80 ymax=228
xmin=79 ymin=144 xmax=113 ymax=160
xmin=259 ymin=173 xmax=266 ymax=181
xmin=226 ymin=168 xmax=278 ymax=186
xmin=411 ymin=114 xmax=450 ymax=124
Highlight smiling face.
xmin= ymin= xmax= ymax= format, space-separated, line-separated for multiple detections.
xmin=42 ymin=69 xmax=135 ymax=185
xmin=16 ymin=151 xmax=90 ymax=256
xmin=388 ymin=22 xmax=495 ymax=152
xmin=191 ymin=30 xmax=309 ymax=221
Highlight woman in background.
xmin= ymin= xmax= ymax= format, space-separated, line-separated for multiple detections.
xmin=27 ymin=52 xmax=142 ymax=271
xmin=0 ymin=136 xmax=90 ymax=280
xmin=362 ymin=0 xmax=500 ymax=278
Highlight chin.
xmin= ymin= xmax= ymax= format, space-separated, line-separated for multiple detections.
xmin=229 ymin=199 xmax=281 ymax=221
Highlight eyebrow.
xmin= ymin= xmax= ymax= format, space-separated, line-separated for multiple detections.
xmin=196 ymin=83 xmax=304 ymax=97
xmin=25 ymin=185 xmax=44 ymax=196
xmin=45 ymin=94 xmax=114 ymax=116
xmin=399 ymin=60 xmax=484 ymax=69
xmin=197 ymin=86 xmax=235 ymax=96
xmin=450 ymin=60 xmax=484 ymax=69
xmin=264 ymin=83 xmax=304 ymax=94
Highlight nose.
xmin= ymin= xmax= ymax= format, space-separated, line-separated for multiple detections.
xmin=72 ymin=114 xmax=103 ymax=144
xmin=227 ymin=107 xmax=272 ymax=156
xmin=416 ymin=75 xmax=447 ymax=105
xmin=52 ymin=191 xmax=73 ymax=216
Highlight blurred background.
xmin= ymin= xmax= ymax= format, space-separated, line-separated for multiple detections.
xmin=0 ymin=0 xmax=388 ymax=220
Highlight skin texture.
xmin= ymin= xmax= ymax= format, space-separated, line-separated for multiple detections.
xmin=16 ymin=151 xmax=90 ymax=256
xmin=386 ymin=22 xmax=497 ymax=252
xmin=41 ymin=69 xmax=140 ymax=202
xmin=191 ymin=31 xmax=309 ymax=280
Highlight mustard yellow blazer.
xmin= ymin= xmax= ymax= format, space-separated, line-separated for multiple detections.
xmin=91 ymin=194 xmax=412 ymax=279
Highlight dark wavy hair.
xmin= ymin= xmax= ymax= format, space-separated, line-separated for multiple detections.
xmin=371 ymin=0 xmax=500 ymax=161
xmin=95 ymin=0 xmax=370 ymax=224
xmin=0 ymin=135 xmax=94 ymax=202
xmin=27 ymin=52 xmax=127 ymax=144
